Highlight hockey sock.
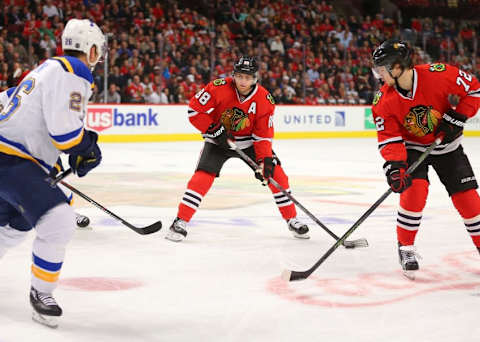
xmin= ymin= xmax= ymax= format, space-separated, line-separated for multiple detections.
xmin=177 ymin=170 xmax=215 ymax=222
xmin=397 ymin=179 xmax=428 ymax=246
xmin=451 ymin=189 xmax=480 ymax=248
xmin=268 ymin=165 xmax=297 ymax=220
xmin=32 ymin=203 xmax=75 ymax=293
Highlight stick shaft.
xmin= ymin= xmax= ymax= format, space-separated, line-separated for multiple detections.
xmin=289 ymin=138 xmax=441 ymax=280
xmin=227 ymin=140 xmax=366 ymax=245
xmin=51 ymin=168 xmax=161 ymax=235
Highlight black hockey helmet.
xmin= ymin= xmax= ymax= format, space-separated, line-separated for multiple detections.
xmin=233 ymin=56 xmax=259 ymax=75
xmin=372 ymin=39 xmax=413 ymax=72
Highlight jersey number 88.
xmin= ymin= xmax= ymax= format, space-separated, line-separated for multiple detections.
xmin=195 ymin=88 xmax=211 ymax=105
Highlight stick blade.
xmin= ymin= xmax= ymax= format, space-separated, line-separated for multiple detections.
xmin=281 ymin=269 xmax=309 ymax=282
xmin=343 ymin=238 xmax=369 ymax=249
xmin=280 ymin=269 xmax=292 ymax=281
xmin=132 ymin=220 xmax=162 ymax=235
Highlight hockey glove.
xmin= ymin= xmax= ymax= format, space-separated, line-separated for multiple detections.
xmin=383 ymin=160 xmax=412 ymax=193
xmin=49 ymin=157 xmax=64 ymax=178
xmin=204 ymin=122 xmax=233 ymax=150
xmin=68 ymin=131 xmax=102 ymax=177
xmin=435 ymin=109 xmax=467 ymax=144
xmin=255 ymin=157 xmax=275 ymax=186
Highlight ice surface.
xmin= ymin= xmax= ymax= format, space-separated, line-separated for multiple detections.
xmin=1 ymin=138 xmax=480 ymax=341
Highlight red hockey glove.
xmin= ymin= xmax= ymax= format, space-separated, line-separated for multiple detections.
xmin=204 ymin=122 xmax=233 ymax=150
xmin=383 ymin=161 xmax=412 ymax=193
xmin=435 ymin=109 xmax=467 ymax=144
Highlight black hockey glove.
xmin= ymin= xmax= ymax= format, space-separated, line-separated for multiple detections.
xmin=68 ymin=131 xmax=102 ymax=177
xmin=383 ymin=160 xmax=412 ymax=193
xmin=435 ymin=109 xmax=467 ymax=144
xmin=49 ymin=157 xmax=64 ymax=178
xmin=255 ymin=157 xmax=275 ymax=186
xmin=204 ymin=122 xmax=233 ymax=150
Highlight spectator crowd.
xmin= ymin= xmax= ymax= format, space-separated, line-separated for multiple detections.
xmin=1 ymin=0 xmax=479 ymax=105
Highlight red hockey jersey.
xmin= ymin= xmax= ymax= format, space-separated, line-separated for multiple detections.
xmin=188 ymin=77 xmax=275 ymax=160
xmin=372 ymin=63 xmax=480 ymax=161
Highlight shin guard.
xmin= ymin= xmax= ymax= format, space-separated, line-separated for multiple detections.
xmin=177 ymin=170 xmax=215 ymax=222
xmin=268 ymin=165 xmax=296 ymax=220
xmin=451 ymin=189 xmax=480 ymax=248
xmin=397 ymin=179 xmax=428 ymax=246
xmin=31 ymin=203 xmax=76 ymax=294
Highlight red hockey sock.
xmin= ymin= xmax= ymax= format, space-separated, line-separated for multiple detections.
xmin=451 ymin=189 xmax=480 ymax=248
xmin=268 ymin=165 xmax=296 ymax=220
xmin=177 ymin=170 xmax=215 ymax=222
xmin=397 ymin=179 xmax=428 ymax=246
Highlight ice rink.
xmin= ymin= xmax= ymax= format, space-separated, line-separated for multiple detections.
xmin=1 ymin=137 xmax=480 ymax=342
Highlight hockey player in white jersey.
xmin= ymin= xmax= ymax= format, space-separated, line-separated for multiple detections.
xmin=0 ymin=88 xmax=91 ymax=229
xmin=0 ymin=87 xmax=15 ymax=112
xmin=0 ymin=18 xmax=105 ymax=328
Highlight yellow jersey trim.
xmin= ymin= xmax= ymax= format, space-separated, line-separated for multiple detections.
xmin=50 ymin=128 xmax=85 ymax=150
xmin=53 ymin=57 xmax=74 ymax=73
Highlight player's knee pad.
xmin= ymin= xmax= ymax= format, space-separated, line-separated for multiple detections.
xmin=400 ymin=178 xmax=428 ymax=211
xmin=270 ymin=165 xmax=289 ymax=190
xmin=451 ymin=189 xmax=480 ymax=218
xmin=188 ymin=170 xmax=215 ymax=195
xmin=35 ymin=203 xmax=76 ymax=246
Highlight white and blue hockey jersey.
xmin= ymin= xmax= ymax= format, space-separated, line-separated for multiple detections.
xmin=0 ymin=56 xmax=93 ymax=170
xmin=0 ymin=87 xmax=15 ymax=111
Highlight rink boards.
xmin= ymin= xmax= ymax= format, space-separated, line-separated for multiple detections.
xmin=85 ymin=104 xmax=480 ymax=143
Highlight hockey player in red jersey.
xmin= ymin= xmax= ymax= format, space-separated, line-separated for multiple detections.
xmin=371 ymin=39 xmax=480 ymax=277
xmin=165 ymin=56 xmax=310 ymax=242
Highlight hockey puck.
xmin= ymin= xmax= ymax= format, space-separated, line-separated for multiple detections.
xmin=76 ymin=215 xmax=90 ymax=228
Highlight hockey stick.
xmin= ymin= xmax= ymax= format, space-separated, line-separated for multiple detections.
xmin=48 ymin=168 xmax=73 ymax=187
xmin=52 ymin=169 xmax=162 ymax=235
xmin=227 ymin=140 xmax=368 ymax=248
xmin=283 ymin=137 xmax=442 ymax=281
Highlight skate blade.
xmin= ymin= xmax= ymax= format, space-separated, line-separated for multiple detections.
xmin=165 ymin=231 xmax=185 ymax=242
xmin=403 ymin=270 xmax=416 ymax=280
xmin=292 ymin=232 xmax=310 ymax=239
xmin=32 ymin=310 xmax=59 ymax=329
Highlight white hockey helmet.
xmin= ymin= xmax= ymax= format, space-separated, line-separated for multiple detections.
xmin=62 ymin=19 xmax=106 ymax=68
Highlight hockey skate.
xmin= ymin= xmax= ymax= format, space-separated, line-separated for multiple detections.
xmin=165 ymin=218 xmax=187 ymax=242
xmin=75 ymin=213 xmax=91 ymax=229
xmin=30 ymin=286 xmax=62 ymax=328
xmin=398 ymin=243 xmax=421 ymax=280
xmin=287 ymin=218 xmax=310 ymax=239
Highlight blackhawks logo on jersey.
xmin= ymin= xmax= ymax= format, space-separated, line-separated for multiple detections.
xmin=372 ymin=91 xmax=383 ymax=105
xmin=221 ymin=107 xmax=251 ymax=132
xmin=213 ymin=78 xmax=227 ymax=86
xmin=429 ymin=63 xmax=446 ymax=72
xmin=267 ymin=93 xmax=275 ymax=105
xmin=403 ymin=105 xmax=442 ymax=137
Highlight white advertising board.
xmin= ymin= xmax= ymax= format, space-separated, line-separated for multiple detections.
xmin=85 ymin=104 xmax=479 ymax=142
